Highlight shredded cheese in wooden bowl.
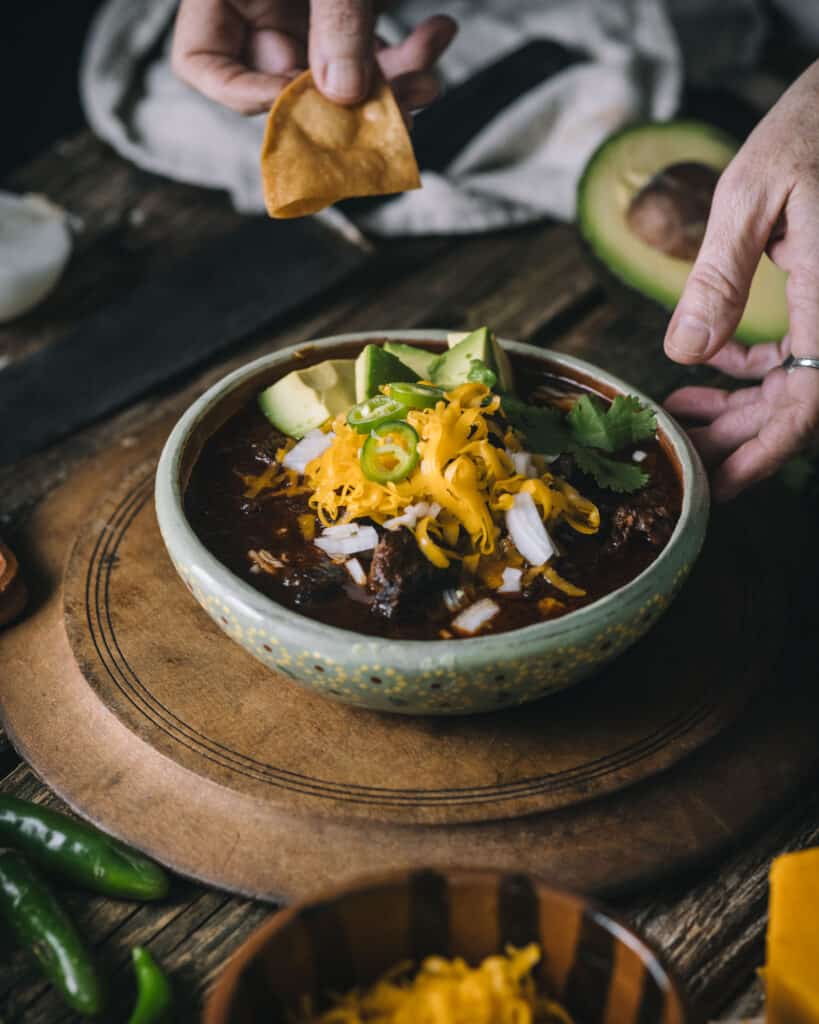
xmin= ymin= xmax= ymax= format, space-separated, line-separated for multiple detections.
xmin=296 ymin=944 xmax=574 ymax=1024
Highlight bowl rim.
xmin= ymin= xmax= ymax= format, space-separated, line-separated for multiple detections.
xmin=203 ymin=866 xmax=692 ymax=1024
xmin=156 ymin=330 xmax=709 ymax=652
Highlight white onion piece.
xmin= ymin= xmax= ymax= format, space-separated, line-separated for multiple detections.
xmin=507 ymin=450 xmax=536 ymax=477
xmin=282 ymin=429 xmax=334 ymax=473
xmin=314 ymin=525 xmax=378 ymax=557
xmin=321 ymin=522 xmax=359 ymax=538
xmin=383 ymin=501 xmax=441 ymax=531
xmin=345 ymin=558 xmax=367 ymax=585
xmin=452 ymin=598 xmax=500 ymax=635
xmin=505 ymin=491 xmax=556 ymax=566
xmin=497 ymin=567 xmax=523 ymax=593
xmin=632 ymin=450 xmax=648 ymax=463
xmin=0 ymin=192 xmax=72 ymax=323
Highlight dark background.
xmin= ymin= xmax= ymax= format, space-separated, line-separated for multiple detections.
xmin=2 ymin=1 xmax=106 ymax=178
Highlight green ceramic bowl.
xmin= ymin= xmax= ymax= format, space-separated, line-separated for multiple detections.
xmin=155 ymin=331 xmax=708 ymax=715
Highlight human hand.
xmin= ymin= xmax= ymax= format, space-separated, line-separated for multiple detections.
xmin=171 ymin=0 xmax=456 ymax=115
xmin=663 ymin=61 xmax=819 ymax=501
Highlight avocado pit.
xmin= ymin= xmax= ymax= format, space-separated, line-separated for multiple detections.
xmin=626 ymin=161 xmax=721 ymax=261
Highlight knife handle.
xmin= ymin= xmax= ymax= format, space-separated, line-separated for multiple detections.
xmin=341 ymin=38 xmax=584 ymax=217
xmin=412 ymin=38 xmax=585 ymax=173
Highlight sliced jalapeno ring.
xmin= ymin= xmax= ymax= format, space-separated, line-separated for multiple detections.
xmin=360 ymin=421 xmax=419 ymax=483
xmin=346 ymin=395 xmax=407 ymax=433
xmin=387 ymin=382 xmax=445 ymax=410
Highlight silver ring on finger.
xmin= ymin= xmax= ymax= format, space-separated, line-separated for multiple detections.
xmin=781 ymin=354 xmax=819 ymax=373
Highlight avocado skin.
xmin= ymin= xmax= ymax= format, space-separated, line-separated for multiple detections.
xmin=576 ymin=119 xmax=787 ymax=346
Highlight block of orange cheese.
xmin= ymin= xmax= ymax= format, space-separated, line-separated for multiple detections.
xmin=766 ymin=848 xmax=819 ymax=1024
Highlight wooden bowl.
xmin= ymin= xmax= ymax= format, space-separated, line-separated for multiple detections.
xmin=204 ymin=868 xmax=689 ymax=1024
xmin=156 ymin=331 xmax=709 ymax=716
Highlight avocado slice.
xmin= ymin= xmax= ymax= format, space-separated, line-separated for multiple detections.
xmin=433 ymin=327 xmax=514 ymax=391
xmin=258 ymin=358 xmax=356 ymax=438
xmin=577 ymin=120 xmax=788 ymax=345
xmin=382 ymin=341 xmax=439 ymax=379
xmin=355 ymin=344 xmax=419 ymax=402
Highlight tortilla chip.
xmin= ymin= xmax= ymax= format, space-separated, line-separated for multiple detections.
xmin=260 ymin=70 xmax=421 ymax=218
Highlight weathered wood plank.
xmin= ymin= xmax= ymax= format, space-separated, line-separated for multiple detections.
xmin=621 ymin=784 xmax=819 ymax=1018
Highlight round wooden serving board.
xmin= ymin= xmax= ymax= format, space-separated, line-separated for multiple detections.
xmin=64 ymin=464 xmax=775 ymax=828
xmin=2 ymin=419 xmax=818 ymax=900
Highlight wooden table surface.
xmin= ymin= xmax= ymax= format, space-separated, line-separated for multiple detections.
xmin=2 ymin=131 xmax=818 ymax=1023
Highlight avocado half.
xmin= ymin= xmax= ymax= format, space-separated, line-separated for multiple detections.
xmin=577 ymin=120 xmax=788 ymax=345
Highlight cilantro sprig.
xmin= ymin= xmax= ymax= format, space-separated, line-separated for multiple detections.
xmin=503 ymin=392 xmax=657 ymax=493
xmin=568 ymin=395 xmax=657 ymax=453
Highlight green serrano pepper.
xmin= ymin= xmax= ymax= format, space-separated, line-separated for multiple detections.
xmin=0 ymin=848 xmax=104 ymax=1016
xmin=360 ymin=421 xmax=419 ymax=483
xmin=346 ymin=394 xmax=407 ymax=433
xmin=387 ymin=381 xmax=444 ymax=410
xmin=128 ymin=946 xmax=172 ymax=1024
xmin=0 ymin=796 xmax=169 ymax=901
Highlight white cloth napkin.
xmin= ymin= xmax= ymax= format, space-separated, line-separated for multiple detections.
xmin=80 ymin=0 xmax=773 ymax=237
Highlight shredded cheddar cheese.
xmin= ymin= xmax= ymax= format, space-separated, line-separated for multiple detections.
xmin=298 ymin=944 xmax=574 ymax=1024
xmin=302 ymin=384 xmax=599 ymax=573
xmin=240 ymin=463 xmax=285 ymax=499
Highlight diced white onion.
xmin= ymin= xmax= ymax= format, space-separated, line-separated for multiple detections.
xmin=0 ymin=191 xmax=72 ymax=323
xmin=507 ymin=450 xmax=536 ymax=477
xmin=282 ymin=429 xmax=335 ymax=474
xmin=383 ymin=501 xmax=441 ymax=531
xmin=345 ymin=558 xmax=367 ymax=586
xmin=452 ymin=598 xmax=500 ymax=635
xmin=632 ymin=449 xmax=647 ymax=463
xmin=497 ymin=567 xmax=523 ymax=593
xmin=314 ymin=525 xmax=378 ymax=557
xmin=505 ymin=491 xmax=556 ymax=567
xmin=321 ymin=522 xmax=359 ymax=538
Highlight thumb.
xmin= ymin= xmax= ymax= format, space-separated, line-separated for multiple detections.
xmin=309 ymin=0 xmax=375 ymax=105
xmin=664 ymin=165 xmax=777 ymax=365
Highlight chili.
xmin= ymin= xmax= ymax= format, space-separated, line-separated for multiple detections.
xmin=128 ymin=946 xmax=173 ymax=1024
xmin=0 ymin=795 xmax=169 ymax=901
xmin=0 ymin=847 xmax=104 ymax=1016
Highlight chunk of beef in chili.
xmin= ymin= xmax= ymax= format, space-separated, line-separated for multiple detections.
xmin=264 ymin=496 xmax=347 ymax=608
xmin=607 ymin=487 xmax=675 ymax=551
xmin=367 ymin=528 xmax=449 ymax=620
xmin=279 ymin=555 xmax=347 ymax=608
xmin=549 ymin=453 xmax=675 ymax=552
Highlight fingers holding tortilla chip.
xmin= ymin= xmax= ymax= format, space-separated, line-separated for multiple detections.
xmin=260 ymin=70 xmax=421 ymax=218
